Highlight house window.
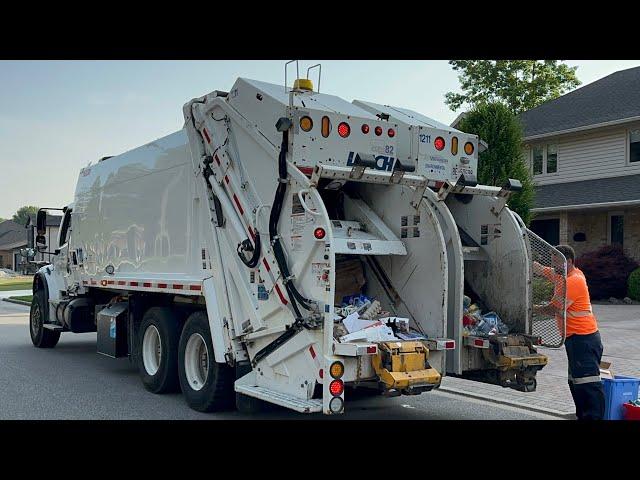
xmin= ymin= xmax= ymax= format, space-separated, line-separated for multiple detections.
xmin=546 ymin=144 xmax=557 ymax=173
xmin=531 ymin=144 xmax=558 ymax=175
xmin=630 ymin=129 xmax=640 ymax=163
xmin=610 ymin=214 xmax=624 ymax=247
xmin=532 ymin=146 xmax=543 ymax=175
xmin=530 ymin=218 xmax=560 ymax=246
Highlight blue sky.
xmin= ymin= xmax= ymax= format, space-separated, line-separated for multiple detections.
xmin=1 ymin=59 xmax=639 ymax=219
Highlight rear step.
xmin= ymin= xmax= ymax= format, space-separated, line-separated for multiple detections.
xmin=235 ymin=384 xmax=322 ymax=413
xmin=43 ymin=324 xmax=64 ymax=332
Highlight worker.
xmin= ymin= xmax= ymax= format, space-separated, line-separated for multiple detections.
xmin=533 ymin=244 xmax=605 ymax=420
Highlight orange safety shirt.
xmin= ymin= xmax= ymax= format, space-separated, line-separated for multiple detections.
xmin=543 ymin=266 xmax=598 ymax=337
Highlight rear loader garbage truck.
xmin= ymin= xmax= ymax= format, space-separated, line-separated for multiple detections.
xmin=29 ymin=62 xmax=566 ymax=415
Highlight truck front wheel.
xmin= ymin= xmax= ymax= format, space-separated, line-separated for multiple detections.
xmin=178 ymin=311 xmax=234 ymax=412
xmin=30 ymin=290 xmax=60 ymax=348
xmin=137 ymin=307 xmax=181 ymax=394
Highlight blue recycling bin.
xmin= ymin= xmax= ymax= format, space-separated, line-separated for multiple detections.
xmin=602 ymin=376 xmax=640 ymax=420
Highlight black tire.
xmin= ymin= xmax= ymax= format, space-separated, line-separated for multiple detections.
xmin=137 ymin=307 xmax=181 ymax=394
xmin=178 ymin=310 xmax=234 ymax=412
xmin=235 ymin=362 xmax=270 ymax=414
xmin=30 ymin=290 xmax=60 ymax=348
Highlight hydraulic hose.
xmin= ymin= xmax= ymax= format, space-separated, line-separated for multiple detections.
xmin=203 ymin=156 xmax=261 ymax=269
xmin=269 ymin=119 xmax=313 ymax=317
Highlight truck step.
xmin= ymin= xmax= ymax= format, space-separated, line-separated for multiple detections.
xmin=331 ymin=220 xmax=406 ymax=256
xmin=43 ymin=323 xmax=65 ymax=332
xmin=235 ymin=384 xmax=322 ymax=413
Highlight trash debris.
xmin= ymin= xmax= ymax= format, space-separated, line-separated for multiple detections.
xmin=340 ymin=323 xmax=396 ymax=343
xmin=600 ymin=361 xmax=614 ymax=380
xmin=463 ymin=295 xmax=471 ymax=310
xmin=360 ymin=300 xmax=382 ymax=320
xmin=342 ymin=311 xmax=382 ymax=334
xmin=334 ymin=295 xmax=427 ymax=344
xmin=382 ymin=316 xmax=409 ymax=333
xmin=461 ymin=300 xmax=509 ymax=337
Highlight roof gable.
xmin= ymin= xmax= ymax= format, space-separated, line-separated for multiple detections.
xmin=519 ymin=66 xmax=640 ymax=138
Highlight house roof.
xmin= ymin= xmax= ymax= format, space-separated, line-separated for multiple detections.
xmin=533 ymin=174 xmax=640 ymax=212
xmin=0 ymin=220 xmax=26 ymax=250
xmin=519 ymin=66 xmax=640 ymax=139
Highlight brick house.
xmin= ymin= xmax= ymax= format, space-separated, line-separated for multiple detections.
xmin=0 ymin=220 xmax=27 ymax=271
xmin=0 ymin=215 xmax=62 ymax=273
xmin=519 ymin=66 xmax=640 ymax=260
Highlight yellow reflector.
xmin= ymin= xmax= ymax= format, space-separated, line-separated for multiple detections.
xmin=321 ymin=116 xmax=331 ymax=138
xmin=300 ymin=116 xmax=313 ymax=132
xmin=464 ymin=142 xmax=475 ymax=155
xmin=330 ymin=361 xmax=344 ymax=379
xmin=451 ymin=136 xmax=458 ymax=155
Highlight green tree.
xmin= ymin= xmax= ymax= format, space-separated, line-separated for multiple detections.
xmin=12 ymin=206 xmax=39 ymax=226
xmin=445 ymin=60 xmax=581 ymax=114
xmin=457 ymin=102 xmax=535 ymax=225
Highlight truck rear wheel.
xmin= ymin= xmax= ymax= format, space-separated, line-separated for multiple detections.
xmin=30 ymin=290 xmax=60 ymax=348
xmin=178 ymin=311 xmax=234 ymax=412
xmin=137 ymin=307 xmax=181 ymax=394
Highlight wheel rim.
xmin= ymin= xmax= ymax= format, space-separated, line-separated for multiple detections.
xmin=30 ymin=302 xmax=41 ymax=337
xmin=142 ymin=325 xmax=162 ymax=376
xmin=184 ymin=333 xmax=209 ymax=391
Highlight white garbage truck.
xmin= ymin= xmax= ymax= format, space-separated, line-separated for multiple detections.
xmin=29 ymin=63 xmax=566 ymax=415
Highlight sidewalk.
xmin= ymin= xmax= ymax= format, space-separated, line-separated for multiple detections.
xmin=440 ymin=304 xmax=640 ymax=416
xmin=0 ymin=289 xmax=32 ymax=299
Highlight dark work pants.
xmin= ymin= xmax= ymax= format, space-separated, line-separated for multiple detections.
xmin=565 ymin=331 xmax=605 ymax=420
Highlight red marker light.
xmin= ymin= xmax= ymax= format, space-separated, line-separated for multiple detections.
xmin=434 ymin=136 xmax=445 ymax=151
xmin=338 ymin=122 xmax=351 ymax=138
xmin=314 ymin=227 xmax=326 ymax=240
xmin=388 ymin=128 xmax=395 ymax=138
xmin=374 ymin=126 xmax=383 ymax=136
xmin=361 ymin=124 xmax=370 ymax=134
xmin=445 ymin=341 xmax=455 ymax=349
xmin=329 ymin=379 xmax=344 ymax=396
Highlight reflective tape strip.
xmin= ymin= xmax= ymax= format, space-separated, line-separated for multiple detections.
xmin=572 ymin=375 xmax=601 ymax=385
xmin=567 ymin=309 xmax=593 ymax=318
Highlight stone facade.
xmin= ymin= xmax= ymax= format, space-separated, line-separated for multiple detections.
xmin=537 ymin=207 xmax=640 ymax=261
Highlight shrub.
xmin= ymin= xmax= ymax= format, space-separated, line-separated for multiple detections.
xmin=532 ymin=277 xmax=554 ymax=302
xmin=628 ymin=268 xmax=640 ymax=301
xmin=575 ymin=245 xmax=639 ymax=300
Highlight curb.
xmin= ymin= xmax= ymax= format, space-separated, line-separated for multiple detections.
xmin=438 ymin=386 xmax=575 ymax=420
xmin=2 ymin=298 xmax=31 ymax=306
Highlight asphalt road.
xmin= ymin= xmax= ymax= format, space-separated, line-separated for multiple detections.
xmin=0 ymin=300 xmax=554 ymax=420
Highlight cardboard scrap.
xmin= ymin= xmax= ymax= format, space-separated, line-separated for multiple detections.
xmin=600 ymin=361 xmax=614 ymax=380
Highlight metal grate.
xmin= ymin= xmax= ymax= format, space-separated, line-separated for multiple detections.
xmin=526 ymin=229 xmax=567 ymax=348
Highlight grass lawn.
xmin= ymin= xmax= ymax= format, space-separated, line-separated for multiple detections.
xmin=8 ymin=295 xmax=32 ymax=303
xmin=0 ymin=276 xmax=32 ymax=292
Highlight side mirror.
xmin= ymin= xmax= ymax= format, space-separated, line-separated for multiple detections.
xmin=36 ymin=234 xmax=47 ymax=248
xmin=36 ymin=210 xmax=47 ymax=235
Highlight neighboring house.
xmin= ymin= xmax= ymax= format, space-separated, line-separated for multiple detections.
xmin=0 ymin=220 xmax=28 ymax=271
xmin=518 ymin=66 xmax=640 ymax=260
xmin=0 ymin=215 xmax=62 ymax=273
